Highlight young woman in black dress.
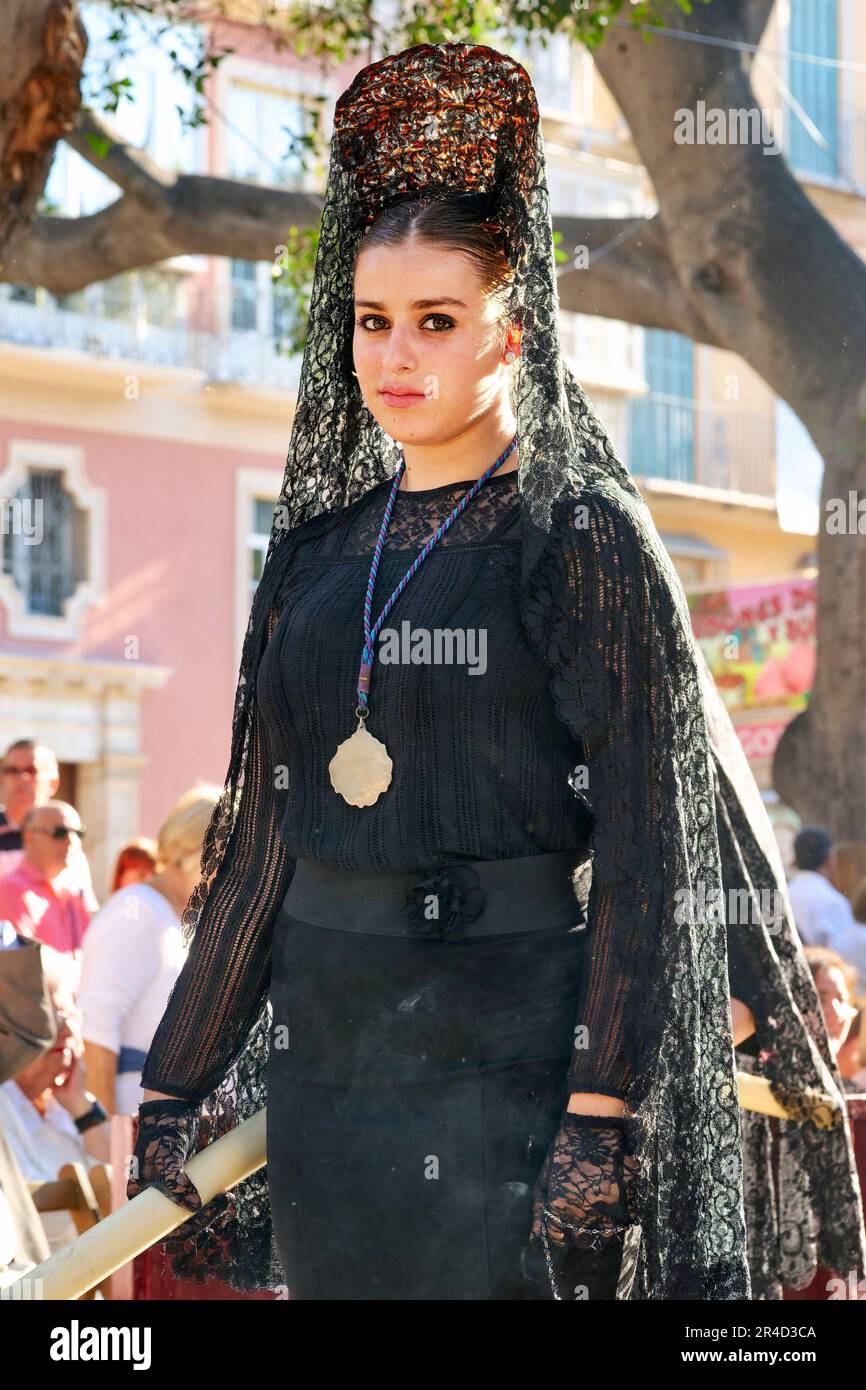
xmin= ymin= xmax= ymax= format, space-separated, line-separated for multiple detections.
xmin=127 ymin=41 xmax=862 ymax=1302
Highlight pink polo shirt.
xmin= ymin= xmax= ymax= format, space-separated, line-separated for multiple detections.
xmin=0 ymin=817 xmax=100 ymax=913
xmin=0 ymin=858 xmax=91 ymax=954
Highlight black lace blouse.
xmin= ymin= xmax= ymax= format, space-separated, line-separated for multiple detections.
xmin=257 ymin=468 xmax=592 ymax=868
xmin=141 ymin=469 xmax=635 ymax=1106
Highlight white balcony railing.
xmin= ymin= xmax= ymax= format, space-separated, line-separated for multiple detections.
xmin=0 ymin=279 xmax=302 ymax=393
xmin=559 ymin=311 xmax=645 ymax=395
xmin=1 ymin=282 xmax=647 ymax=400
xmin=626 ymin=392 xmax=776 ymax=499
xmin=783 ymin=100 xmax=866 ymax=191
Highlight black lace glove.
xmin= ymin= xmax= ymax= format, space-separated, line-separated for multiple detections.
xmin=528 ymin=1111 xmax=638 ymax=1300
xmin=159 ymin=1095 xmax=243 ymax=1284
xmin=127 ymin=1098 xmax=229 ymax=1244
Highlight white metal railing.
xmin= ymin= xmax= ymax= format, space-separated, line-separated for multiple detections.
xmin=559 ymin=311 xmax=645 ymax=391
xmin=783 ymin=99 xmax=866 ymax=191
xmin=1 ymin=284 xmax=647 ymax=400
xmin=626 ymin=392 xmax=776 ymax=499
xmin=0 ymin=280 xmax=302 ymax=392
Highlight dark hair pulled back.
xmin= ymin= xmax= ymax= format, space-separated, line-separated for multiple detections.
xmin=355 ymin=190 xmax=518 ymax=348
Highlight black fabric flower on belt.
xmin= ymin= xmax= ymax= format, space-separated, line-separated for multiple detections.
xmin=402 ymin=863 xmax=486 ymax=941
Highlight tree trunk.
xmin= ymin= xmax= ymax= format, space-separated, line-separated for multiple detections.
xmin=586 ymin=0 xmax=866 ymax=832
xmin=0 ymin=0 xmax=85 ymax=270
xmin=774 ymin=397 xmax=866 ymax=833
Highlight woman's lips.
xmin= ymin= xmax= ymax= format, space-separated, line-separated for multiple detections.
xmin=380 ymin=390 xmax=426 ymax=409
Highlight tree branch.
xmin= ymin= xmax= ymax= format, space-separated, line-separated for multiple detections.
xmin=0 ymin=0 xmax=86 ymax=258
xmin=554 ymin=213 xmax=721 ymax=344
xmin=592 ymin=0 xmax=866 ymax=436
xmin=3 ymin=172 xmax=325 ymax=293
xmin=65 ymin=107 xmax=176 ymax=204
xmin=7 ymin=178 xmax=709 ymax=352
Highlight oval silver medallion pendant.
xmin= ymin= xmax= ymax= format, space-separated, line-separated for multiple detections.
xmin=329 ymin=724 xmax=393 ymax=806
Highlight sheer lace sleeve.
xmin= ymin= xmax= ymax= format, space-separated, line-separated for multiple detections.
xmin=140 ymin=605 xmax=296 ymax=1103
xmin=542 ymin=494 xmax=668 ymax=1102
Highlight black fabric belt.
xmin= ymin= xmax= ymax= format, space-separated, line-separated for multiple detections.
xmin=280 ymin=846 xmax=593 ymax=941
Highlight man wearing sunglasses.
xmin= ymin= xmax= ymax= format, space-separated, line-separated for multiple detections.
xmin=0 ymin=803 xmax=91 ymax=965
xmin=0 ymin=740 xmax=99 ymax=915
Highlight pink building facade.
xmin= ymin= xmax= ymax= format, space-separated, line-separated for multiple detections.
xmin=0 ymin=411 xmax=285 ymax=897
xmin=0 ymin=12 xmax=367 ymax=897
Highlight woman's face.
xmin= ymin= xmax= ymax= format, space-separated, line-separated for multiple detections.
xmin=119 ymin=862 xmax=151 ymax=888
xmin=352 ymin=238 xmax=514 ymax=445
xmin=814 ymin=964 xmax=857 ymax=1048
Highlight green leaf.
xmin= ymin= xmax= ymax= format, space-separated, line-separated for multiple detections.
xmin=85 ymin=131 xmax=111 ymax=159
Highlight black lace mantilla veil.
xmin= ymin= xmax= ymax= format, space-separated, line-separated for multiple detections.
xmin=700 ymin=656 xmax=865 ymax=1297
xmin=143 ymin=42 xmax=866 ymax=1298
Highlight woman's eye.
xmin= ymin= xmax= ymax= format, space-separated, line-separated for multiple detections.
xmin=354 ymin=314 xmax=455 ymax=332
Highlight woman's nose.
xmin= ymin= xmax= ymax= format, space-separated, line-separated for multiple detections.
xmin=381 ymin=324 xmax=417 ymax=369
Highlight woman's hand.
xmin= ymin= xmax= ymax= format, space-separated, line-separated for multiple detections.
xmin=527 ymin=1109 xmax=639 ymax=1299
xmin=127 ymin=1097 xmax=231 ymax=1243
xmin=531 ymin=1111 xmax=637 ymax=1249
xmin=127 ymin=1098 xmax=203 ymax=1211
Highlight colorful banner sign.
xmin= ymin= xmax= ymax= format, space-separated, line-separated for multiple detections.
xmin=687 ymin=576 xmax=816 ymax=715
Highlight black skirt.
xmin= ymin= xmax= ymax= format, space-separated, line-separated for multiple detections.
xmin=265 ymin=848 xmax=592 ymax=1300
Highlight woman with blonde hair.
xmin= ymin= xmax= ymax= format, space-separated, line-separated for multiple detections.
xmin=79 ymin=785 xmax=220 ymax=1116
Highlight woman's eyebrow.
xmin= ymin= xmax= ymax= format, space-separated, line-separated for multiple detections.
xmin=354 ymin=297 xmax=467 ymax=309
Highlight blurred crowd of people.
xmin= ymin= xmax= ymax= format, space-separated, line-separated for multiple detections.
xmin=787 ymin=826 xmax=866 ymax=1092
xmin=0 ymin=733 xmax=865 ymax=1288
xmin=0 ymin=736 xmax=219 ymax=1284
